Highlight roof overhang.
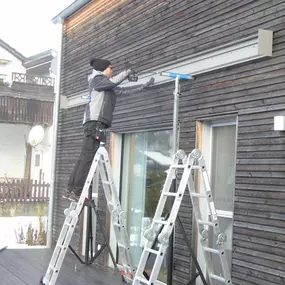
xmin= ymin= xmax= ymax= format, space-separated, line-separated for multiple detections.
xmin=0 ymin=39 xmax=26 ymax=62
xmin=52 ymin=0 xmax=92 ymax=24
xmin=24 ymin=50 xmax=56 ymax=69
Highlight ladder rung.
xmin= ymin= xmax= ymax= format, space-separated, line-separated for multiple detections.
xmin=156 ymin=281 xmax=167 ymax=285
xmin=102 ymin=180 xmax=112 ymax=185
xmin=198 ymin=220 xmax=214 ymax=226
xmin=64 ymin=222 xmax=73 ymax=226
xmin=118 ymin=243 xmax=126 ymax=248
xmin=145 ymin=247 xmax=159 ymax=255
xmin=153 ymin=219 xmax=168 ymax=225
xmin=209 ymin=273 xmax=226 ymax=282
xmin=48 ymin=265 xmax=57 ymax=272
xmin=203 ymin=247 xmax=220 ymax=254
xmin=191 ymin=166 xmax=200 ymax=169
xmin=163 ymin=192 xmax=178 ymax=197
xmin=191 ymin=193 xmax=207 ymax=198
xmin=135 ymin=276 xmax=149 ymax=284
xmin=171 ymin=165 xmax=185 ymax=169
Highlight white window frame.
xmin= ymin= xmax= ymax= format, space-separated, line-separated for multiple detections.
xmin=108 ymin=133 xmax=123 ymax=267
xmin=196 ymin=117 xmax=237 ymax=284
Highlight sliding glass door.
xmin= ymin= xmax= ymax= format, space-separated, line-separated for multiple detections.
xmin=120 ymin=130 xmax=172 ymax=282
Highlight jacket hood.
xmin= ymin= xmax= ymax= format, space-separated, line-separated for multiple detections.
xmin=88 ymin=69 xmax=103 ymax=82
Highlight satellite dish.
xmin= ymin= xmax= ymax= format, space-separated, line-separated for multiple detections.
xmin=28 ymin=125 xmax=45 ymax=147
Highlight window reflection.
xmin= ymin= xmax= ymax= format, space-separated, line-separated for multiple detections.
xmin=120 ymin=130 xmax=172 ymax=281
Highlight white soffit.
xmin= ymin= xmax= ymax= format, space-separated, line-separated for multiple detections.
xmin=121 ymin=29 xmax=273 ymax=87
xmin=68 ymin=29 xmax=273 ymax=107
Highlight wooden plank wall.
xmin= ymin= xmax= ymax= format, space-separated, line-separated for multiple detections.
xmin=53 ymin=107 xmax=84 ymax=251
xmin=61 ymin=0 xmax=285 ymax=98
xmin=177 ymin=26 xmax=285 ymax=285
xmin=56 ymin=0 xmax=285 ymax=284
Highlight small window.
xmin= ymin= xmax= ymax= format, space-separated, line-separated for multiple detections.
xmin=0 ymin=74 xmax=6 ymax=85
xmin=35 ymin=154 xmax=41 ymax=167
xmin=0 ymin=74 xmax=7 ymax=80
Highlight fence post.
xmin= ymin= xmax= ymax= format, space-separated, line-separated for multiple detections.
xmin=40 ymin=181 xmax=45 ymax=201
xmin=29 ymin=179 xmax=33 ymax=202
xmin=16 ymin=180 xmax=20 ymax=201
xmin=9 ymin=181 xmax=14 ymax=202
xmin=34 ymin=180 xmax=38 ymax=202
xmin=46 ymin=183 xmax=50 ymax=202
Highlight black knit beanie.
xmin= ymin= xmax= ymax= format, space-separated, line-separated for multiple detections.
xmin=90 ymin=58 xmax=111 ymax=71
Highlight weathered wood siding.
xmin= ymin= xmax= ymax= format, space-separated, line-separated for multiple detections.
xmin=56 ymin=0 xmax=285 ymax=284
xmin=177 ymin=27 xmax=285 ymax=285
xmin=53 ymin=106 xmax=85 ymax=250
xmin=61 ymin=0 xmax=285 ymax=97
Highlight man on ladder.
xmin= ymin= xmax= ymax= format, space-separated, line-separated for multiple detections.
xmin=63 ymin=57 xmax=154 ymax=202
xmin=41 ymin=59 xmax=154 ymax=285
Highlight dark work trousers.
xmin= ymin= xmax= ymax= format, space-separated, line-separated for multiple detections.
xmin=67 ymin=121 xmax=107 ymax=196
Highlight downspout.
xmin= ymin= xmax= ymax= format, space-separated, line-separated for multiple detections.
xmin=47 ymin=21 xmax=63 ymax=248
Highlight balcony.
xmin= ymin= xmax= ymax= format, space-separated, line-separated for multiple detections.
xmin=0 ymin=96 xmax=54 ymax=126
xmin=12 ymin=72 xmax=55 ymax=87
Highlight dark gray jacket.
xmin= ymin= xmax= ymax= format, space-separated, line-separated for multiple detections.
xmin=83 ymin=69 xmax=147 ymax=127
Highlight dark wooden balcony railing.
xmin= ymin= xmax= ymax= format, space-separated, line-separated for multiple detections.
xmin=0 ymin=96 xmax=54 ymax=125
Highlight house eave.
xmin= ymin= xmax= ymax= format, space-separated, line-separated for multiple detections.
xmin=0 ymin=39 xmax=26 ymax=62
xmin=51 ymin=0 xmax=92 ymax=24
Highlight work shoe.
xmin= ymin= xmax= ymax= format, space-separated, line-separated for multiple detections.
xmin=68 ymin=191 xmax=80 ymax=202
xmin=62 ymin=190 xmax=71 ymax=200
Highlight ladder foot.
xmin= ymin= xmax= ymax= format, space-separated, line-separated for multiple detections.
xmin=121 ymin=275 xmax=127 ymax=283
xmin=39 ymin=276 xmax=45 ymax=284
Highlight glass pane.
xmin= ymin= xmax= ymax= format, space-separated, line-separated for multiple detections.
xmin=208 ymin=124 xmax=236 ymax=283
xmin=0 ymin=36 xmax=56 ymax=247
xmin=0 ymin=124 xmax=51 ymax=248
xmin=120 ymin=130 xmax=172 ymax=282
xmin=211 ymin=125 xmax=236 ymax=212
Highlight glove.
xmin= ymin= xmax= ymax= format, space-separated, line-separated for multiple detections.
xmin=142 ymin=77 xmax=155 ymax=89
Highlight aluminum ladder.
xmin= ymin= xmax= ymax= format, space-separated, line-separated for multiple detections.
xmin=41 ymin=142 xmax=136 ymax=284
xmin=132 ymin=149 xmax=232 ymax=285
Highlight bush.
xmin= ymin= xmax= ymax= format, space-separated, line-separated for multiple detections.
xmin=25 ymin=216 xmax=47 ymax=246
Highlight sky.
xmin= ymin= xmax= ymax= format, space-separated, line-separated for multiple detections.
xmin=1 ymin=0 xmax=75 ymax=57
